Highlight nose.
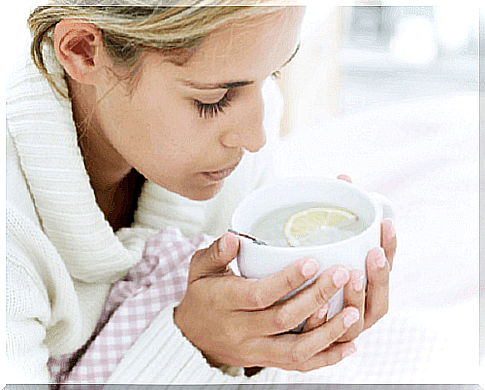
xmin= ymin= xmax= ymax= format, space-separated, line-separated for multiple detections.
xmin=221 ymin=93 xmax=267 ymax=153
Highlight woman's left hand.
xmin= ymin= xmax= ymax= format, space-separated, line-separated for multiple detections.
xmin=302 ymin=174 xmax=397 ymax=341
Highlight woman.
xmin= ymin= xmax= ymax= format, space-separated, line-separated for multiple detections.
xmin=6 ymin=0 xmax=397 ymax=384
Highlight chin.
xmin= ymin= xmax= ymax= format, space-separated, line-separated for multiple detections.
xmin=173 ymin=181 xmax=224 ymax=201
xmin=189 ymin=183 xmax=224 ymax=201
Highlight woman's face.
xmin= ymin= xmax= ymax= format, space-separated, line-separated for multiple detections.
xmin=95 ymin=7 xmax=305 ymax=200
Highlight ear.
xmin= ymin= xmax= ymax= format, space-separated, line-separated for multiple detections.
xmin=53 ymin=19 xmax=109 ymax=85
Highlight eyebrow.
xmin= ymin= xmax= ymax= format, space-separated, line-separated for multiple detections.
xmin=182 ymin=80 xmax=255 ymax=90
xmin=180 ymin=42 xmax=301 ymax=91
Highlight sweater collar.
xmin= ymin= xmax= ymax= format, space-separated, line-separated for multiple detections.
xmin=6 ymin=43 xmax=140 ymax=283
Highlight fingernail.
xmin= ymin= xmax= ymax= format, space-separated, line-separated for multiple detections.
xmin=343 ymin=307 xmax=360 ymax=328
xmin=369 ymin=247 xmax=386 ymax=269
xmin=337 ymin=174 xmax=352 ymax=183
xmin=218 ymin=234 xmax=227 ymax=253
xmin=342 ymin=343 xmax=357 ymax=358
xmin=302 ymin=258 xmax=319 ymax=278
xmin=332 ymin=267 xmax=350 ymax=288
xmin=351 ymin=270 xmax=364 ymax=291
xmin=383 ymin=218 xmax=396 ymax=239
xmin=318 ymin=303 xmax=329 ymax=319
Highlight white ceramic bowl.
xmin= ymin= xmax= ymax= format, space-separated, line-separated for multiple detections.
xmin=231 ymin=177 xmax=394 ymax=320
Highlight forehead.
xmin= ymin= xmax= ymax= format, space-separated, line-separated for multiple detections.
xmin=175 ymin=7 xmax=305 ymax=84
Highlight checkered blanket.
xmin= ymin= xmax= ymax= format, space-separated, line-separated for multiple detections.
xmin=48 ymin=227 xmax=213 ymax=384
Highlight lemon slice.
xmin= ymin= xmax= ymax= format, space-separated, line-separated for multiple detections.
xmin=284 ymin=207 xmax=358 ymax=247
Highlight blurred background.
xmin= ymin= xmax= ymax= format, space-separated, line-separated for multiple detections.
xmin=5 ymin=1 xmax=482 ymax=386
xmin=277 ymin=4 xmax=480 ymax=135
xmin=273 ymin=3 xmax=482 ymax=385
xmin=5 ymin=3 xmax=481 ymax=132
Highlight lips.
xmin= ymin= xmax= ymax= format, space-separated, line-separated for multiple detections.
xmin=202 ymin=161 xmax=240 ymax=182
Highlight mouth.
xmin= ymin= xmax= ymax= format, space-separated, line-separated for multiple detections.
xmin=202 ymin=160 xmax=241 ymax=182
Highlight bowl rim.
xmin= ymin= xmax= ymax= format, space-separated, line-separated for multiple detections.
xmin=231 ymin=176 xmax=382 ymax=251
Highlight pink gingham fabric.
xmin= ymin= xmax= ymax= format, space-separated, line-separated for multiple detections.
xmin=48 ymin=227 xmax=213 ymax=384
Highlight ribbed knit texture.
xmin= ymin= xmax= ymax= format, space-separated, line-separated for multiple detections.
xmin=6 ymin=41 xmax=143 ymax=383
xmin=6 ymin=40 xmax=284 ymax=384
xmin=7 ymin=44 xmax=140 ymax=284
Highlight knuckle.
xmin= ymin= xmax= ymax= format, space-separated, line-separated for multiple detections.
xmin=373 ymin=267 xmax=390 ymax=285
xmin=289 ymin=345 xmax=309 ymax=364
xmin=247 ymin=285 xmax=266 ymax=308
xmin=314 ymin=286 xmax=331 ymax=307
xmin=209 ymin=247 xmax=219 ymax=265
xmin=284 ymin=273 xmax=299 ymax=293
xmin=328 ymin=323 xmax=344 ymax=342
xmin=274 ymin=307 xmax=293 ymax=331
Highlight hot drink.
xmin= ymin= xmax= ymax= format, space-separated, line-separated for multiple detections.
xmin=250 ymin=203 xmax=369 ymax=247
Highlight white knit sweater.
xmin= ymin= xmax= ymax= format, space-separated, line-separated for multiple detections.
xmin=6 ymin=42 xmax=287 ymax=384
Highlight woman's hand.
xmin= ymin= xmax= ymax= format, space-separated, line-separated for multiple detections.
xmin=174 ymin=232 xmax=359 ymax=371
xmin=303 ymin=174 xmax=397 ymax=341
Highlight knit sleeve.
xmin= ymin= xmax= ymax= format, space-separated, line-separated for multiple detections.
xmin=6 ymin=255 xmax=51 ymax=383
xmin=106 ymin=302 xmax=286 ymax=384
xmin=6 ymin=126 xmax=57 ymax=383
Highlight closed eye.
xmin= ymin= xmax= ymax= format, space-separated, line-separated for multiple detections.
xmin=194 ymin=69 xmax=283 ymax=119
xmin=194 ymin=89 xmax=234 ymax=119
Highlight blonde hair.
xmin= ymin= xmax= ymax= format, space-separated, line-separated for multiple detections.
xmin=28 ymin=0 xmax=292 ymax=97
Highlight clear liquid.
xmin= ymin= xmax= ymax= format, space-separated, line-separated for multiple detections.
xmin=249 ymin=203 xmax=369 ymax=247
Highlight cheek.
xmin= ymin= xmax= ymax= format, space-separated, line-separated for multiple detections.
xmin=97 ymin=72 xmax=224 ymax=189
xmin=114 ymin=92 xmax=213 ymax=175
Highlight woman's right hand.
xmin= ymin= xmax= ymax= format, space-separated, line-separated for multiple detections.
xmin=174 ymin=232 xmax=360 ymax=372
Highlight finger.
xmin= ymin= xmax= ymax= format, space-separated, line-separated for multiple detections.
xmin=381 ymin=218 xmax=397 ymax=271
xmin=301 ymin=303 xmax=329 ymax=333
xmin=251 ymin=265 xmax=350 ymax=335
xmin=337 ymin=174 xmax=352 ymax=183
xmin=262 ymin=306 xmax=360 ymax=366
xmin=338 ymin=269 xmax=365 ymax=342
xmin=223 ymin=256 xmax=321 ymax=311
xmin=188 ymin=232 xmax=239 ymax=283
xmin=282 ymin=341 xmax=357 ymax=372
xmin=214 ymin=257 xmax=321 ymax=311
xmin=363 ymin=247 xmax=389 ymax=331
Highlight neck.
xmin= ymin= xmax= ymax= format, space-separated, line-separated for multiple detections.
xmin=67 ymin=76 xmax=135 ymax=227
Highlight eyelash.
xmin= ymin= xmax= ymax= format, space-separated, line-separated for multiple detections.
xmin=194 ymin=71 xmax=281 ymax=119
xmin=195 ymin=90 xmax=233 ymax=119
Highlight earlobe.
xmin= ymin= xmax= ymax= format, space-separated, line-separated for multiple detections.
xmin=54 ymin=19 xmax=105 ymax=85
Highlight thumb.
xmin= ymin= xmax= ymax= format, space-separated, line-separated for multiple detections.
xmin=188 ymin=232 xmax=240 ymax=282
